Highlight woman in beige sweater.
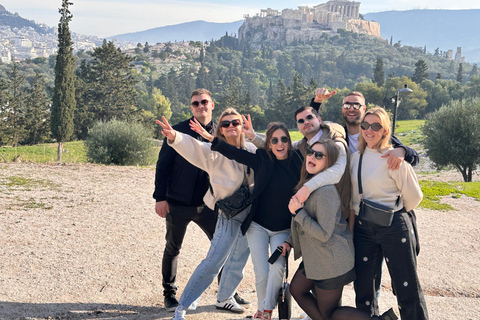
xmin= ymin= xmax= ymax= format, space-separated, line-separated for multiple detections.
xmin=350 ymin=107 xmax=428 ymax=320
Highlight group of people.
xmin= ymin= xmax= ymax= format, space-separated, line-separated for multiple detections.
xmin=153 ymin=87 xmax=429 ymax=320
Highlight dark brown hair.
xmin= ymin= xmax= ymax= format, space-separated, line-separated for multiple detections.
xmin=295 ymin=139 xmax=339 ymax=191
xmin=264 ymin=122 xmax=292 ymax=161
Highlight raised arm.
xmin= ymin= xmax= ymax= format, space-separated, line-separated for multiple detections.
xmin=210 ymin=137 xmax=259 ymax=169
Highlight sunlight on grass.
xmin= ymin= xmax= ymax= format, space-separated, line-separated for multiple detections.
xmin=419 ymin=180 xmax=480 ymax=211
xmin=395 ymin=120 xmax=425 ymax=146
xmin=0 ymin=141 xmax=87 ymax=163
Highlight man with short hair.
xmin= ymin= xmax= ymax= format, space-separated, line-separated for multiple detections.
xmin=311 ymin=89 xmax=419 ymax=166
xmin=153 ymin=88 xmax=248 ymax=312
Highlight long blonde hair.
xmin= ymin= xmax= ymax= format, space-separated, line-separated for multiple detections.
xmin=357 ymin=107 xmax=392 ymax=153
xmin=214 ymin=108 xmax=245 ymax=148
xmin=295 ymin=139 xmax=339 ymax=191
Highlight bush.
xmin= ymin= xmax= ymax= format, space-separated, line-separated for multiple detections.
xmin=423 ymin=97 xmax=480 ymax=182
xmin=85 ymin=119 xmax=157 ymax=165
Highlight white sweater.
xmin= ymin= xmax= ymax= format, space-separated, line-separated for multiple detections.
xmin=168 ymin=131 xmax=256 ymax=210
xmin=350 ymin=147 xmax=423 ymax=215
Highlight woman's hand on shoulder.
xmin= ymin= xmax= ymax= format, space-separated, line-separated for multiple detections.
xmin=156 ymin=117 xmax=176 ymax=142
xmin=189 ymin=118 xmax=214 ymax=142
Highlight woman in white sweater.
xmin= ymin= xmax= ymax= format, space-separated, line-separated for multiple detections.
xmin=350 ymin=107 xmax=428 ymax=320
xmin=157 ymin=108 xmax=256 ymax=320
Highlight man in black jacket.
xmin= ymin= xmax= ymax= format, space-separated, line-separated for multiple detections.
xmin=153 ymin=88 xmax=248 ymax=312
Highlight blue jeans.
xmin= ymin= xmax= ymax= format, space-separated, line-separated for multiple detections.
xmin=178 ymin=208 xmax=250 ymax=308
xmin=246 ymin=221 xmax=290 ymax=311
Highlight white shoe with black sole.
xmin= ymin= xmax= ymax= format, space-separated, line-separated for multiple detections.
xmin=215 ymin=296 xmax=245 ymax=313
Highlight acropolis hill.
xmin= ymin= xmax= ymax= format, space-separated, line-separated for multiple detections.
xmin=238 ymin=0 xmax=380 ymax=49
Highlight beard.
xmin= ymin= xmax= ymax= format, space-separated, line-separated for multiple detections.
xmin=343 ymin=114 xmax=361 ymax=126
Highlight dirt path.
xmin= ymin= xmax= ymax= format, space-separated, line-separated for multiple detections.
xmin=0 ymin=163 xmax=478 ymax=319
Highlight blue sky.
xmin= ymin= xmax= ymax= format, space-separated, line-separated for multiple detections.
xmin=2 ymin=0 xmax=480 ymax=38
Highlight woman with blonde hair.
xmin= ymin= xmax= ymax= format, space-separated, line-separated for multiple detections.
xmin=157 ymin=108 xmax=255 ymax=320
xmin=350 ymin=107 xmax=428 ymax=320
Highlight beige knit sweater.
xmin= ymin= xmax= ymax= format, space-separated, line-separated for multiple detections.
xmin=350 ymin=147 xmax=423 ymax=215
xmin=168 ymin=131 xmax=256 ymax=210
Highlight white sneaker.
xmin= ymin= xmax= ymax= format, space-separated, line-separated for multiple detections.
xmin=187 ymin=297 xmax=200 ymax=310
xmin=215 ymin=296 xmax=245 ymax=313
xmin=172 ymin=305 xmax=186 ymax=320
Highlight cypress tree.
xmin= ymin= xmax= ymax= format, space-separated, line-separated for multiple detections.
xmin=373 ymin=57 xmax=385 ymax=87
xmin=51 ymin=0 xmax=76 ymax=162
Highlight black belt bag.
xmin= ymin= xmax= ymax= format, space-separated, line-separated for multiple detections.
xmin=212 ymin=168 xmax=252 ymax=220
xmin=357 ymin=153 xmax=397 ymax=227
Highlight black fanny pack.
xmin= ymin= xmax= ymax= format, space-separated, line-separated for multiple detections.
xmin=212 ymin=168 xmax=252 ymax=219
xmin=357 ymin=153 xmax=397 ymax=227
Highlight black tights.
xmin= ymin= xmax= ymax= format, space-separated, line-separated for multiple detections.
xmin=289 ymin=267 xmax=371 ymax=320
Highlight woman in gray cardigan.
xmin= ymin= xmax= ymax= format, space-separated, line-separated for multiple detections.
xmin=280 ymin=139 xmax=395 ymax=320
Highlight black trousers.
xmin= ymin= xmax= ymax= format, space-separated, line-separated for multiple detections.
xmin=353 ymin=210 xmax=429 ymax=320
xmin=162 ymin=203 xmax=217 ymax=296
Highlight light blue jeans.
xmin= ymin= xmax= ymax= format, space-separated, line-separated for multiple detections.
xmin=178 ymin=207 xmax=250 ymax=308
xmin=246 ymin=221 xmax=290 ymax=311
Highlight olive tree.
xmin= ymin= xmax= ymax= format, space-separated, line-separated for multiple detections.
xmin=423 ymin=98 xmax=480 ymax=182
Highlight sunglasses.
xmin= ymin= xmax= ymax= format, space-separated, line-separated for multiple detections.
xmin=271 ymin=136 xmax=289 ymax=145
xmin=342 ymin=102 xmax=362 ymax=110
xmin=306 ymin=148 xmax=326 ymax=160
xmin=297 ymin=114 xmax=315 ymax=124
xmin=360 ymin=121 xmax=383 ymax=131
xmin=220 ymin=119 xmax=242 ymax=128
xmin=191 ymin=99 xmax=211 ymax=107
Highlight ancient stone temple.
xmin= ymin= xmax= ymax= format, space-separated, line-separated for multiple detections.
xmin=238 ymin=1 xmax=380 ymax=49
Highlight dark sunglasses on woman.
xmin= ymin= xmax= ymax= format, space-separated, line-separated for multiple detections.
xmin=306 ymin=148 xmax=326 ymax=160
xmin=271 ymin=136 xmax=289 ymax=145
xmin=360 ymin=121 xmax=383 ymax=131
xmin=191 ymin=99 xmax=211 ymax=107
xmin=220 ymin=119 xmax=242 ymax=128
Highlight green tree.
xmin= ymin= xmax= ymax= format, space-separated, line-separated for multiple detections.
xmin=457 ymin=63 xmax=463 ymax=84
xmin=373 ymin=57 xmax=385 ymax=87
xmin=23 ymin=73 xmax=51 ymax=144
xmin=51 ymin=0 xmax=76 ymax=161
xmin=423 ymin=98 xmax=480 ymax=182
xmin=385 ymin=76 xmax=427 ymax=119
xmin=83 ymin=40 xmax=138 ymax=122
xmin=411 ymin=59 xmax=429 ymax=84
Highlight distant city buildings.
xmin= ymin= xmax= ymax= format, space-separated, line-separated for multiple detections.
xmin=0 ymin=25 xmax=135 ymax=63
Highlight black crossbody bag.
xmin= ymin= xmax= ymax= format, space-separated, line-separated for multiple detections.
xmin=357 ymin=153 xmax=397 ymax=227
xmin=213 ymin=168 xmax=252 ymax=219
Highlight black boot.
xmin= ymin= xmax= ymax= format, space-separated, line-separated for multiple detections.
xmin=373 ymin=308 xmax=398 ymax=320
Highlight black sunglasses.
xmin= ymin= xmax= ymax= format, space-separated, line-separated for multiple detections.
xmin=360 ymin=121 xmax=383 ymax=131
xmin=306 ymin=148 xmax=326 ymax=160
xmin=220 ymin=119 xmax=242 ymax=128
xmin=297 ymin=114 xmax=315 ymax=124
xmin=342 ymin=102 xmax=362 ymax=110
xmin=191 ymin=99 xmax=211 ymax=107
xmin=271 ymin=136 xmax=289 ymax=145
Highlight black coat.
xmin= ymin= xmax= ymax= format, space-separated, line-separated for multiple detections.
xmin=153 ymin=117 xmax=215 ymax=206
xmin=211 ymin=137 xmax=304 ymax=234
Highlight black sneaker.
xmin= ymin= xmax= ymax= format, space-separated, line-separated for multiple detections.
xmin=379 ymin=308 xmax=398 ymax=320
xmin=164 ymin=294 xmax=179 ymax=312
xmin=234 ymin=292 xmax=250 ymax=305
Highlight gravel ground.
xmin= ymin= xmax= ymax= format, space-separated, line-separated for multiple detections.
xmin=0 ymin=162 xmax=478 ymax=320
